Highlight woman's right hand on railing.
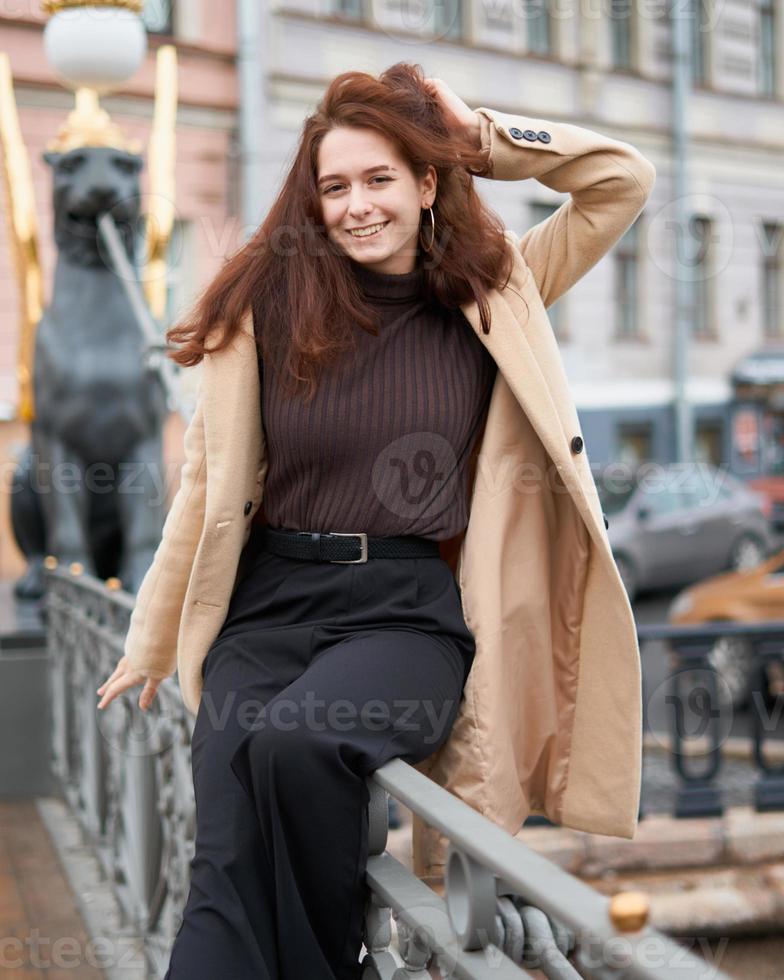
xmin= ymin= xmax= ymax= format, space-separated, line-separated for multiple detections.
xmin=96 ymin=656 xmax=164 ymax=712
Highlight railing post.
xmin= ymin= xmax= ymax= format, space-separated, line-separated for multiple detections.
xmin=751 ymin=638 xmax=784 ymax=810
xmin=668 ymin=637 xmax=724 ymax=818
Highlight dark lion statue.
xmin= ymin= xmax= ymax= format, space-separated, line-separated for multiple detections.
xmin=11 ymin=145 xmax=168 ymax=598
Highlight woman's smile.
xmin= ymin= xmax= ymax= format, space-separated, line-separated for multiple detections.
xmin=347 ymin=220 xmax=390 ymax=240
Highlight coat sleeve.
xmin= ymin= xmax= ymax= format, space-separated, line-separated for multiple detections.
xmin=474 ymin=106 xmax=656 ymax=310
xmin=122 ymin=390 xmax=208 ymax=680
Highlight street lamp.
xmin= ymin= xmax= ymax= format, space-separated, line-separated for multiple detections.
xmin=42 ymin=0 xmax=148 ymax=94
xmin=0 ymin=1 xmax=176 ymax=422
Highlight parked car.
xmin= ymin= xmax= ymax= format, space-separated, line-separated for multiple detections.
xmin=668 ymin=549 xmax=784 ymax=710
xmin=595 ymin=462 xmax=775 ymax=603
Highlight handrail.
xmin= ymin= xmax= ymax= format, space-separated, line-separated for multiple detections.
xmin=43 ymin=563 xmax=732 ymax=978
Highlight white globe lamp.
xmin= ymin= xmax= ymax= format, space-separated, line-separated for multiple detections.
xmin=42 ymin=1 xmax=148 ymax=95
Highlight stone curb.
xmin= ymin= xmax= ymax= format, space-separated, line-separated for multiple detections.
xmin=582 ymin=863 xmax=784 ymax=939
xmin=515 ymin=806 xmax=784 ymax=877
xmin=35 ymin=797 xmax=146 ymax=980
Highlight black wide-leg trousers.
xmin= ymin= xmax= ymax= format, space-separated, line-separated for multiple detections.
xmin=164 ymin=529 xmax=476 ymax=980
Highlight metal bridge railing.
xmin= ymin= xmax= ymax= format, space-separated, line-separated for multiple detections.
xmin=44 ymin=564 xmax=730 ymax=979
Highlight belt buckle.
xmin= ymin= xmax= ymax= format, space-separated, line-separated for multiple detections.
xmin=327 ymin=532 xmax=368 ymax=564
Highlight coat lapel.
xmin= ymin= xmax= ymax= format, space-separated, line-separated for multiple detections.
xmin=202 ymin=309 xmax=261 ymax=518
xmin=458 ymin=281 xmax=614 ymax=573
xmin=189 ymin=310 xmax=263 ymax=597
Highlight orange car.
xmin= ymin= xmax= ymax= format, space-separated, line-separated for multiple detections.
xmin=668 ymin=550 xmax=784 ymax=710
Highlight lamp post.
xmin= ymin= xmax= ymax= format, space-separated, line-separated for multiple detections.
xmin=670 ymin=0 xmax=694 ymax=464
xmin=2 ymin=1 xmax=151 ymax=421
xmin=39 ymin=0 xmax=177 ymax=327
xmin=39 ymin=0 xmax=150 ymax=165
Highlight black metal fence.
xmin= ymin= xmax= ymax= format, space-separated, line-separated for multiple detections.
xmin=637 ymin=620 xmax=784 ymax=818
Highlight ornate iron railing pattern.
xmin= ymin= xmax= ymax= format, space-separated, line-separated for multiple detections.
xmin=45 ymin=564 xmax=728 ymax=979
xmin=637 ymin=620 xmax=784 ymax=818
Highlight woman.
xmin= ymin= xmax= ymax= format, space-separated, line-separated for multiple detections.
xmin=97 ymin=62 xmax=655 ymax=979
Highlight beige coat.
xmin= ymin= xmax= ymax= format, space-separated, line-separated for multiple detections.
xmin=124 ymin=105 xmax=656 ymax=880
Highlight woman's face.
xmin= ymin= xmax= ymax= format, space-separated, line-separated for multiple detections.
xmin=317 ymin=126 xmax=436 ymax=275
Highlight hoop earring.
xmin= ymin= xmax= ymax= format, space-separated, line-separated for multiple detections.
xmin=419 ymin=205 xmax=435 ymax=254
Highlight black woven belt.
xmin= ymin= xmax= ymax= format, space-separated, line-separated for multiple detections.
xmin=259 ymin=526 xmax=441 ymax=563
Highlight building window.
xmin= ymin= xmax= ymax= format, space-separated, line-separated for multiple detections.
xmin=615 ymin=219 xmax=641 ymax=338
xmin=610 ymin=0 xmax=633 ymax=70
xmin=142 ymin=0 xmax=174 ymax=35
xmin=761 ymin=221 xmax=783 ymax=339
xmin=689 ymin=215 xmax=714 ymax=338
xmin=616 ymin=422 xmax=653 ymax=466
xmin=759 ymin=0 xmax=776 ymax=96
xmin=524 ymin=0 xmax=552 ymax=55
xmin=695 ymin=420 xmax=724 ymax=466
xmin=529 ymin=202 xmax=567 ymax=338
xmin=689 ymin=0 xmax=708 ymax=85
xmin=434 ymin=0 xmax=463 ymax=39
xmin=332 ymin=0 xmax=363 ymax=18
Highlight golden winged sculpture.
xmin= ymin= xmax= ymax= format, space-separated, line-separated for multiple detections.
xmin=0 ymin=35 xmax=177 ymax=422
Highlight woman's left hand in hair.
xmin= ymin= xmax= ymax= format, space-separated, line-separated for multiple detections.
xmin=424 ymin=77 xmax=481 ymax=150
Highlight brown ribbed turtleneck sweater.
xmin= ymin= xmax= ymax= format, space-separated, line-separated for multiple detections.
xmin=254 ymin=259 xmax=498 ymax=540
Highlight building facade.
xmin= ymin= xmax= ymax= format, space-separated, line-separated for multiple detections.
xmin=2 ymin=0 xmax=784 ymax=482
xmin=248 ymin=0 xmax=784 ymax=475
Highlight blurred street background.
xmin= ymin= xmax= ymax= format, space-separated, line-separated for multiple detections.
xmin=2 ymin=0 xmax=784 ymax=977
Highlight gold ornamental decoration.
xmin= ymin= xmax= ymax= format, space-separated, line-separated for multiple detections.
xmin=608 ymin=891 xmax=650 ymax=932
xmin=0 ymin=53 xmax=44 ymax=422
xmin=143 ymin=45 xmax=178 ymax=320
xmin=46 ymin=87 xmax=143 ymax=154
xmin=41 ymin=0 xmax=145 ymax=13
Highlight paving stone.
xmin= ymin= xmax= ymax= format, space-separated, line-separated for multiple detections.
xmin=0 ymin=801 xmax=102 ymax=979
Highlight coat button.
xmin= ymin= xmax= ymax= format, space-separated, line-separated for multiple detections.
xmin=243 ymin=500 xmax=252 ymax=516
xmin=523 ymin=129 xmax=538 ymax=141
xmin=570 ymin=435 xmax=584 ymax=454
xmin=603 ymin=513 xmax=609 ymax=530
xmin=509 ymin=127 xmax=524 ymax=139
xmin=537 ymin=131 xmax=551 ymax=143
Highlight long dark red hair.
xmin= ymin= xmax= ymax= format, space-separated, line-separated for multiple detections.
xmin=167 ymin=61 xmax=514 ymax=401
